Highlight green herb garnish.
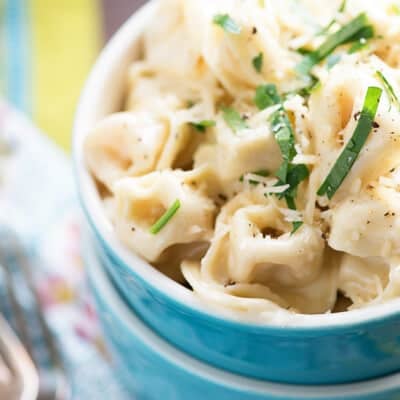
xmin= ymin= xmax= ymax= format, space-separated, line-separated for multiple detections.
xmin=277 ymin=164 xmax=310 ymax=233
xmin=254 ymin=84 xmax=281 ymax=110
xmin=149 ymin=199 xmax=181 ymax=234
xmin=318 ymin=86 xmax=382 ymax=199
xmin=376 ymin=71 xmax=400 ymax=111
xmin=213 ymin=14 xmax=241 ymax=34
xmin=345 ymin=25 xmax=374 ymax=43
xmin=297 ymin=13 xmax=372 ymax=74
xmin=296 ymin=47 xmax=313 ymax=55
xmin=284 ymin=164 xmax=310 ymax=198
xmin=348 ymin=38 xmax=368 ymax=54
xmin=254 ymin=84 xmax=300 ymax=181
xmin=339 ymin=0 xmax=347 ymax=12
xmin=296 ymin=76 xmax=321 ymax=97
xmin=221 ymin=106 xmax=249 ymax=133
xmin=190 ymin=120 xmax=216 ymax=133
xmin=255 ymin=84 xmax=309 ymax=231
xmin=252 ymin=52 xmax=263 ymax=73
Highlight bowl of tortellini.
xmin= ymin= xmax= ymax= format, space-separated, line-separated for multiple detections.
xmin=74 ymin=0 xmax=400 ymax=388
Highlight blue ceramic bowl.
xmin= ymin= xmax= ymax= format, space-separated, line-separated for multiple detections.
xmin=86 ymin=243 xmax=400 ymax=400
xmin=74 ymin=1 xmax=400 ymax=385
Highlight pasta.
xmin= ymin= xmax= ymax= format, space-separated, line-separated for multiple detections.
xmin=85 ymin=0 xmax=400 ymax=319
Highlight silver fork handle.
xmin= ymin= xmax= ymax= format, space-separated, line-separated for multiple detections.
xmin=0 ymin=314 xmax=39 ymax=400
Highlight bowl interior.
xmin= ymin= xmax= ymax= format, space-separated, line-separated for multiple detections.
xmin=73 ymin=0 xmax=400 ymax=330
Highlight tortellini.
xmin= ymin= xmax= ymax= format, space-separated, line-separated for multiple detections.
xmin=194 ymin=108 xmax=282 ymax=188
xmin=85 ymin=0 xmax=400 ymax=320
xmin=85 ymin=112 xmax=168 ymax=190
xmin=181 ymin=191 xmax=335 ymax=314
xmin=113 ymin=170 xmax=216 ymax=262
xmin=309 ymin=57 xmax=400 ymax=203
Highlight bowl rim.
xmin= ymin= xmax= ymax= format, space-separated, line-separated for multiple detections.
xmin=73 ymin=0 xmax=400 ymax=330
xmin=86 ymin=240 xmax=400 ymax=398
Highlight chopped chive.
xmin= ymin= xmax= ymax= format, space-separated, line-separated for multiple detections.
xmin=296 ymin=76 xmax=321 ymax=97
xmin=285 ymin=164 xmax=309 ymax=232
xmin=255 ymin=84 xmax=309 ymax=228
xmin=149 ymin=199 xmax=181 ymax=234
xmin=186 ymin=100 xmax=195 ymax=108
xmin=284 ymin=164 xmax=310 ymax=197
xmin=376 ymin=71 xmax=400 ymax=111
xmin=339 ymin=0 xmax=347 ymax=12
xmin=344 ymin=25 xmax=374 ymax=43
xmin=318 ymin=86 xmax=382 ymax=199
xmin=348 ymin=38 xmax=369 ymax=54
xmin=254 ymin=84 xmax=298 ymax=181
xmin=296 ymin=47 xmax=313 ymax=55
xmin=190 ymin=120 xmax=216 ymax=133
xmin=240 ymin=169 xmax=270 ymax=184
xmin=213 ymin=14 xmax=241 ymax=34
xmin=254 ymin=84 xmax=281 ymax=110
xmin=297 ymin=13 xmax=371 ymax=75
xmin=254 ymin=85 xmax=309 ymax=191
xmin=252 ymin=52 xmax=264 ymax=73
xmin=221 ymin=106 xmax=249 ymax=133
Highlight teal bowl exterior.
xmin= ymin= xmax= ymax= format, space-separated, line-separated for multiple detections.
xmin=86 ymin=243 xmax=400 ymax=400
xmin=88 ymin=226 xmax=400 ymax=385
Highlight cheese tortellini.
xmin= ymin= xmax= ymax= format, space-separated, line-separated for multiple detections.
xmin=85 ymin=0 xmax=400 ymax=320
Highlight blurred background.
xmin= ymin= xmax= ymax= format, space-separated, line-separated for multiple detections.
xmin=0 ymin=0 xmax=146 ymax=151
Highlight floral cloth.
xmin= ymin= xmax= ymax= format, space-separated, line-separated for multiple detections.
xmin=0 ymin=99 xmax=130 ymax=399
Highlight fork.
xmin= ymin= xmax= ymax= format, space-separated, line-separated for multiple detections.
xmin=0 ymin=227 xmax=70 ymax=400
xmin=0 ymin=313 xmax=39 ymax=399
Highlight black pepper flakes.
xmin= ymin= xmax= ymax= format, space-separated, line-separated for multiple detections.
xmin=372 ymin=121 xmax=380 ymax=128
xmin=252 ymin=26 xmax=257 ymax=34
xmin=218 ymin=193 xmax=228 ymax=202
xmin=354 ymin=111 xmax=361 ymax=121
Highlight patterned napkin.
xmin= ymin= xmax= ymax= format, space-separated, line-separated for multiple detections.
xmin=0 ymin=99 xmax=130 ymax=399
